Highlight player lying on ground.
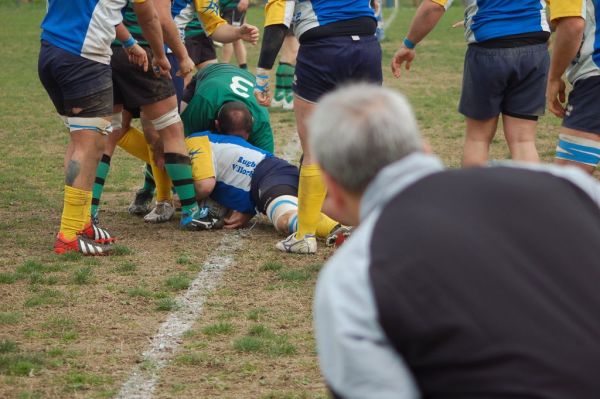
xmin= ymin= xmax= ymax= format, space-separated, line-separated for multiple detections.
xmin=184 ymin=119 xmax=348 ymax=247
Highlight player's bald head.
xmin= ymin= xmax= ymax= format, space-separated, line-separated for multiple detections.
xmin=216 ymin=101 xmax=253 ymax=139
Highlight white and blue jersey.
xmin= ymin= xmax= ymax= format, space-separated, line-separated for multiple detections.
xmin=186 ymin=132 xmax=273 ymax=214
xmin=434 ymin=0 xmax=550 ymax=44
xmin=264 ymin=0 xmax=376 ymax=39
xmin=550 ymin=0 xmax=600 ymax=84
xmin=41 ymin=0 xmax=130 ymax=64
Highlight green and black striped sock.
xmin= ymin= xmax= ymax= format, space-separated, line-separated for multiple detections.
xmin=91 ymin=154 xmax=111 ymax=219
xmin=164 ymin=153 xmax=198 ymax=214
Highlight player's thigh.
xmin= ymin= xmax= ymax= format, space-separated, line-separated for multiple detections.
xmin=253 ymin=158 xmax=300 ymax=214
xmin=501 ymin=44 xmax=549 ymax=119
xmin=111 ymin=46 xmax=175 ymax=111
xmin=294 ymin=35 xmax=382 ymax=103
xmin=459 ymin=46 xmax=511 ymax=120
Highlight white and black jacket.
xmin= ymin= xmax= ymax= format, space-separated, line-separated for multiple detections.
xmin=314 ymin=153 xmax=600 ymax=399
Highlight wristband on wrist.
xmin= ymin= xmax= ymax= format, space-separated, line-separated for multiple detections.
xmin=403 ymin=37 xmax=416 ymax=49
xmin=122 ymin=36 xmax=137 ymax=49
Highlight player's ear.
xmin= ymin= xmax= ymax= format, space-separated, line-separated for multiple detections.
xmin=214 ymin=120 xmax=221 ymax=133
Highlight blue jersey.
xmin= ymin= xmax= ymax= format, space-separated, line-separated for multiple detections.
xmin=41 ymin=0 xmax=129 ymax=64
xmin=186 ymin=132 xmax=273 ymax=214
xmin=434 ymin=0 xmax=549 ymax=44
xmin=264 ymin=0 xmax=376 ymax=39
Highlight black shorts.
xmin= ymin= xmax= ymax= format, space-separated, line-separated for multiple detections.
xmin=111 ymin=46 xmax=175 ymax=110
xmin=185 ymin=33 xmax=217 ymax=66
xmin=459 ymin=43 xmax=549 ymax=120
xmin=563 ymin=75 xmax=600 ymax=135
xmin=38 ymin=40 xmax=113 ymax=117
xmin=294 ymin=35 xmax=382 ymax=103
xmin=251 ymin=157 xmax=300 ymax=214
xmin=221 ymin=8 xmax=246 ymax=27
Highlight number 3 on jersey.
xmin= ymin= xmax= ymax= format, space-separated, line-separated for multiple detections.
xmin=230 ymin=76 xmax=254 ymax=99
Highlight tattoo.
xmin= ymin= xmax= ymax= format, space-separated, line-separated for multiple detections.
xmin=65 ymin=160 xmax=81 ymax=186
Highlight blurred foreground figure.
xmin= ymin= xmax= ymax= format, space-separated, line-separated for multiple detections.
xmin=312 ymin=84 xmax=600 ymax=399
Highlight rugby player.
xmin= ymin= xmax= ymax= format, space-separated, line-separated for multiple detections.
xmin=39 ymin=0 xmax=169 ymax=255
xmin=392 ymin=0 xmax=550 ymax=166
xmin=547 ymin=0 xmax=600 ymax=174
xmin=254 ymin=0 xmax=382 ymax=254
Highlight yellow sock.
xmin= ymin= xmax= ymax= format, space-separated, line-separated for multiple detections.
xmin=60 ymin=186 xmax=92 ymax=240
xmin=117 ymin=127 xmax=151 ymax=164
xmin=147 ymin=144 xmax=172 ymax=202
xmin=296 ymin=164 xmax=327 ymax=239
xmin=315 ymin=213 xmax=339 ymax=239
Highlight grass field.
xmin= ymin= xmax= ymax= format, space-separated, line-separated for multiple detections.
xmin=0 ymin=2 xmax=564 ymax=398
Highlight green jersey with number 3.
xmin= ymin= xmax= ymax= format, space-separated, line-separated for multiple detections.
xmin=181 ymin=64 xmax=274 ymax=153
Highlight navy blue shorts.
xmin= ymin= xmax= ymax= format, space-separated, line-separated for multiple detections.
xmin=294 ymin=35 xmax=382 ymax=103
xmin=563 ymin=75 xmax=600 ymax=135
xmin=38 ymin=40 xmax=113 ymax=117
xmin=459 ymin=43 xmax=549 ymax=120
xmin=112 ymin=46 xmax=176 ymax=110
xmin=251 ymin=157 xmax=300 ymax=214
xmin=185 ymin=33 xmax=217 ymax=66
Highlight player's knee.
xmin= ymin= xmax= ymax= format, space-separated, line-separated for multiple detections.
xmin=150 ymin=107 xmax=181 ymax=131
xmin=67 ymin=116 xmax=112 ymax=135
xmin=555 ymin=133 xmax=600 ymax=167
xmin=266 ymin=195 xmax=298 ymax=234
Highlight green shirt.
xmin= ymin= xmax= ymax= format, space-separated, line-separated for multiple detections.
xmin=181 ymin=64 xmax=274 ymax=153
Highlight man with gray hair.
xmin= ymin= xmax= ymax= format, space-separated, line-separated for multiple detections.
xmin=312 ymin=84 xmax=600 ymax=398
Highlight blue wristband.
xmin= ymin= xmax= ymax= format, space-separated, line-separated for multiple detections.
xmin=122 ymin=36 xmax=136 ymax=49
xmin=403 ymin=37 xmax=416 ymax=49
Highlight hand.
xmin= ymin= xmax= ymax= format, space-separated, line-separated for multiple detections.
xmin=176 ymin=56 xmax=195 ymax=79
xmin=254 ymin=71 xmax=271 ymax=106
xmin=237 ymin=0 xmax=249 ymax=12
xmin=391 ymin=46 xmax=416 ymax=78
xmin=239 ymin=24 xmax=259 ymax=45
xmin=547 ymin=77 xmax=567 ymax=118
xmin=223 ymin=211 xmax=253 ymax=229
xmin=151 ymin=54 xmax=171 ymax=78
xmin=126 ymin=44 xmax=149 ymax=72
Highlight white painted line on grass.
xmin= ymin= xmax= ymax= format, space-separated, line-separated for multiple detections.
xmin=115 ymin=233 xmax=244 ymax=399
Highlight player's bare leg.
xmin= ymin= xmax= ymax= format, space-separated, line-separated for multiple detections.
xmin=462 ymin=116 xmax=499 ymax=166
xmin=503 ymin=114 xmax=539 ymax=163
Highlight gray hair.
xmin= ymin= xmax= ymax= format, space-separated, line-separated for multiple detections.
xmin=309 ymin=84 xmax=423 ymax=193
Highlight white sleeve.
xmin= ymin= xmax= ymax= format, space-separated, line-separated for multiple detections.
xmin=314 ymin=220 xmax=421 ymax=399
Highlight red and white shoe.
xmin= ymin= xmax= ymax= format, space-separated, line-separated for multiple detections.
xmin=325 ymin=225 xmax=353 ymax=248
xmin=80 ymin=221 xmax=116 ymax=244
xmin=54 ymin=232 xmax=112 ymax=256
